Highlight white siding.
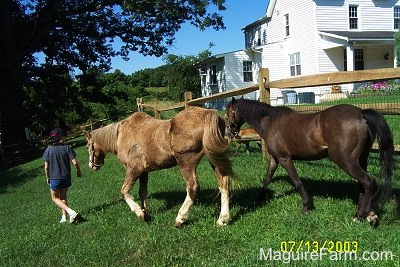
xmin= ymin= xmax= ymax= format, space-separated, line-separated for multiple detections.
xmin=204 ymin=0 xmax=398 ymax=106
xmin=257 ymin=0 xmax=319 ymax=81
xmin=316 ymin=0 xmax=400 ymax=31
xmin=315 ymin=1 xmax=348 ymax=31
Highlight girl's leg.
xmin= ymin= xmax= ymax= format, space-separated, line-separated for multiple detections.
xmin=59 ymin=188 xmax=68 ymax=222
xmin=59 ymin=188 xmax=68 ymax=217
xmin=50 ymin=188 xmax=77 ymax=221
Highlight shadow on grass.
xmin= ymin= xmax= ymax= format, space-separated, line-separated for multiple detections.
xmin=74 ymin=174 xmax=400 ymax=225
xmin=148 ymin=175 xmax=400 ymax=224
xmin=0 ymin=165 xmax=42 ymax=194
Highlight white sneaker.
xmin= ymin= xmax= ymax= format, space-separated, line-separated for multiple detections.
xmin=60 ymin=217 xmax=67 ymax=223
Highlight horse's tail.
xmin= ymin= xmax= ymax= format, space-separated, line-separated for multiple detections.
xmin=362 ymin=109 xmax=394 ymax=202
xmin=203 ymin=111 xmax=234 ymax=178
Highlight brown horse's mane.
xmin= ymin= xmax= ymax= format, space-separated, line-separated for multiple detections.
xmin=233 ymin=98 xmax=294 ymax=125
xmin=91 ymin=122 xmax=119 ymax=152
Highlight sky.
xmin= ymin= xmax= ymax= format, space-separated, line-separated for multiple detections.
xmin=110 ymin=1 xmax=269 ymax=74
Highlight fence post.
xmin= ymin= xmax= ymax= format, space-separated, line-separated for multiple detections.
xmin=259 ymin=68 xmax=270 ymax=160
xmin=153 ymin=102 xmax=161 ymax=119
xmin=184 ymin=91 xmax=193 ymax=108
xmin=136 ymin=98 xmax=143 ymax=112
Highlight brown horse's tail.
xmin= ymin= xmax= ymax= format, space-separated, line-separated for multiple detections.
xmin=202 ymin=111 xmax=234 ymax=178
xmin=362 ymin=109 xmax=394 ymax=202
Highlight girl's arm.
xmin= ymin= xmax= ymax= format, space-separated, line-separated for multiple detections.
xmin=44 ymin=161 xmax=50 ymax=184
xmin=72 ymin=158 xmax=82 ymax=177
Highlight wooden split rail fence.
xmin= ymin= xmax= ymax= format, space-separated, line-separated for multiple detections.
xmin=137 ymin=68 xmax=400 ymax=158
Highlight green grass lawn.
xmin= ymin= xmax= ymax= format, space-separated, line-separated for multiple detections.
xmin=1 ymin=140 xmax=400 ymax=266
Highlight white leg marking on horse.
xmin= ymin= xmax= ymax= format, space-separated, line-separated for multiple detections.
xmin=366 ymin=212 xmax=379 ymax=226
xmin=175 ymin=194 xmax=193 ymax=225
xmin=217 ymin=184 xmax=230 ymax=226
xmin=124 ymin=195 xmax=145 ymax=218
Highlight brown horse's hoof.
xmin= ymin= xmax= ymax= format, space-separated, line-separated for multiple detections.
xmin=367 ymin=212 xmax=379 ymax=228
xmin=302 ymin=206 xmax=312 ymax=214
xmin=302 ymin=209 xmax=311 ymax=214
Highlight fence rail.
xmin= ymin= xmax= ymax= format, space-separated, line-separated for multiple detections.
xmin=137 ymin=67 xmax=400 ymax=158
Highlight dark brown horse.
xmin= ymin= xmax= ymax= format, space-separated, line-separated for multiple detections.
xmin=85 ymin=106 xmax=233 ymax=227
xmin=226 ymin=97 xmax=394 ymax=226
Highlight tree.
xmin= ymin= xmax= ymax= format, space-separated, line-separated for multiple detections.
xmin=0 ymin=0 xmax=226 ymax=146
xmin=165 ymin=49 xmax=212 ymax=101
xmin=395 ymin=31 xmax=400 ymax=67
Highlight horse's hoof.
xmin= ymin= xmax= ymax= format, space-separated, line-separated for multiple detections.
xmin=216 ymin=217 xmax=229 ymax=226
xmin=367 ymin=212 xmax=379 ymax=228
xmin=136 ymin=209 xmax=146 ymax=221
xmin=174 ymin=220 xmax=184 ymax=228
xmin=352 ymin=216 xmax=361 ymax=223
xmin=302 ymin=206 xmax=312 ymax=214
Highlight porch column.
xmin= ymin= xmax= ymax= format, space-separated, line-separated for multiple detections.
xmin=393 ymin=45 xmax=397 ymax=67
xmin=346 ymin=43 xmax=354 ymax=71
xmin=346 ymin=43 xmax=355 ymax=91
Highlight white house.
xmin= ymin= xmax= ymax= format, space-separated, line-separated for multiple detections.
xmin=200 ymin=0 xmax=399 ymax=108
xmin=199 ymin=50 xmax=261 ymax=109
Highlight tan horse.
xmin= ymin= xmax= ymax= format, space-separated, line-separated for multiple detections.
xmin=84 ymin=106 xmax=233 ymax=227
xmin=233 ymin=128 xmax=262 ymax=154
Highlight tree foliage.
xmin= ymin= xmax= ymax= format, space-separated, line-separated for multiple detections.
xmin=165 ymin=50 xmax=212 ymax=101
xmin=0 ymin=0 xmax=226 ymax=145
xmin=395 ymin=31 xmax=400 ymax=67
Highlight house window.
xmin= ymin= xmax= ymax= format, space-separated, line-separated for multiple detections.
xmin=243 ymin=61 xmax=253 ymax=82
xmin=289 ymin=52 xmax=301 ymax=76
xmin=349 ymin=5 xmax=358 ymax=30
xmin=354 ymin=49 xmax=364 ymax=70
xmin=284 ymin=14 xmax=290 ymax=36
xmin=210 ymin=65 xmax=217 ymax=85
xmin=394 ymin=6 xmax=400 ymax=30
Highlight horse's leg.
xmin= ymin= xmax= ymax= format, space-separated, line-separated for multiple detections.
xmin=175 ymin=161 xmax=200 ymax=227
xmin=120 ymin=167 xmax=145 ymax=221
xmin=330 ymin=150 xmax=378 ymax=225
xmin=259 ymin=155 xmax=279 ymax=200
xmin=353 ymin=182 xmax=365 ymax=222
xmin=245 ymin=141 xmax=251 ymax=155
xmin=212 ymin=165 xmax=230 ymax=226
xmin=279 ymin=157 xmax=313 ymax=212
xmin=139 ymin=172 xmax=149 ymax=218
xmin=345 ymin=164 xmax=377 ymax=224
xmin=353 ymin=152 xmax=369 ymax=222
xmin=235 ymin=142 xmax=241 ymax=154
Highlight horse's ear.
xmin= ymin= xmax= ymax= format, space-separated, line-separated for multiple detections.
xmin=231 ymin=97 xmax=236 ymax=104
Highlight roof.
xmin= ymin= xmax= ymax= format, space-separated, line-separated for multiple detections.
xmin=198 ymin=49 xmax=247 ymax=65
xmin=319 ymin=31 xmax=395 ymax=42
xmin=241 ymin=16 xmax=269 ymax=31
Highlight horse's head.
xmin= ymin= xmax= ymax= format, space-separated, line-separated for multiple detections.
xmin=226 ymin=97 xmax=244 ymax=138
xmin=84 ymin=131 xmax=105 ymax=171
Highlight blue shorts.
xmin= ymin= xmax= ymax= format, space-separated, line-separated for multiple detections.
xmin=49 ymin=179 xmax=71 ymax=190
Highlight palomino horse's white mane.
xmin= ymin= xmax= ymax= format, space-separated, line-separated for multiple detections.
xmin=92 ymin=122 xmax=119 ymax=152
